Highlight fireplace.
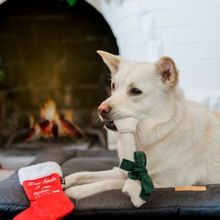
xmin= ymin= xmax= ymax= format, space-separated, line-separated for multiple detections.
xmin=0 ymin=0 xmax=118 ymax=149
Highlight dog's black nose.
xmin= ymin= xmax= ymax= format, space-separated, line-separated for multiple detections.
xmin=98 ymin=104 xmax=111 ymax=117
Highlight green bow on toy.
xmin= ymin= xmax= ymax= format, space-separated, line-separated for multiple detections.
xmin=120 ymin=151 xmax=154 ymax=201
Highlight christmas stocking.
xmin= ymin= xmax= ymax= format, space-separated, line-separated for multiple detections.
xmin=13 ymin=161 xmax=74 ymax=220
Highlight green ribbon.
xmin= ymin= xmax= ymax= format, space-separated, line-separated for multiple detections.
xmin=119 ymin=151 xmax=154 ymax=201
xmin=66 ymin=0 xmax=77 ymax=7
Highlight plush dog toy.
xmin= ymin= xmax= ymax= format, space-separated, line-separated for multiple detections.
xmin=114 ymin=117 xmax=154 ymax=207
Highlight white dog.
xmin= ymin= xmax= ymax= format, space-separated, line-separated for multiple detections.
xmin=64 ymin=50 xmax=220 ymax=201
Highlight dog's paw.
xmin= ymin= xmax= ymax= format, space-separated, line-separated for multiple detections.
xmin=65 ymin=186 xmax=81 ymax=199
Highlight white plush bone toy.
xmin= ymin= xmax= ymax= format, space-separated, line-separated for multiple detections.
xmin=114 ymin=117 xmax=147 ymax=207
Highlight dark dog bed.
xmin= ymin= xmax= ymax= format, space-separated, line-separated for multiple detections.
xmin=1 ymin=145 xmax=220 ymax=219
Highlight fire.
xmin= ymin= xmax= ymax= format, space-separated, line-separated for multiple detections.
xmin=25 ymin=98 xmax=85 ymax=141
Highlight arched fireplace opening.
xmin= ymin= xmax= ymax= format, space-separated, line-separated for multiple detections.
xmin=0 ymin=0 xmax=118 ymax=149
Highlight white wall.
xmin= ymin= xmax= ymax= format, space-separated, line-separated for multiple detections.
xmin=86 ymin=0 xmax=220 ymax=110
xmin=0 ymin=0 xmax=6 ymax=4
xmin=150 ymin=0 xmax=220 ymax=109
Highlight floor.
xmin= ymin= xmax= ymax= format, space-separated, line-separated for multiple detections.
xmin=0 ymin=148 xmax=38 ymax=181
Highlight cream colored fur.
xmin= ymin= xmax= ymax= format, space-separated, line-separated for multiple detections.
xmin=64 ymin=50 xmax=220 ymax=200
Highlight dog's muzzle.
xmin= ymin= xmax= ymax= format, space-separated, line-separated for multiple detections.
xmin=98 ymin=104 xmax=117 ymax=131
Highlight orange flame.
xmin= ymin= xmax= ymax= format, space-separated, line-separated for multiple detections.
xmin=25 ymin=98 xmax=85 ymax=141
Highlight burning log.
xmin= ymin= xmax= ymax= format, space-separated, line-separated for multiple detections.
xmin=25 ymin=98 xmax=85 ymax=142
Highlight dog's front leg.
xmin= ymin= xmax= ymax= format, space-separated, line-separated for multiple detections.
xmin=65 ymin=179 xmax=126 ymax=199
xmin=64 ymin=167 xmax=126 ymax=188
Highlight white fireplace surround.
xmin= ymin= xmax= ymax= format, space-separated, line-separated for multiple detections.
xmin=0 ymin=0 xmax=220 ymax=149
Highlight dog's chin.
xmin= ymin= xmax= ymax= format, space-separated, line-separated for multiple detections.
xmin=104 ymin=121 xmax=117 ymax=131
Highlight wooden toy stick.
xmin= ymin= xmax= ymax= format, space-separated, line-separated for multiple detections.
xmin=175 ymin=186 xmax=207 ymax=191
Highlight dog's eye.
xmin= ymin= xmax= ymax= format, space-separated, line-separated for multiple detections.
xmin=111 ymin=82 xmax=115 ymax=91
xmin=130 ymin=88 xmax=142 ymax=95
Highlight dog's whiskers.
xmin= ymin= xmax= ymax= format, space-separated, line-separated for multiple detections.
xmin=92 ymin=109 xmax=103 ymax=126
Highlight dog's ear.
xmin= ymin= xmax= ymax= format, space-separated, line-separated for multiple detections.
xmin=155 ymin=56 xmax=179 ymax=88
xmin=97 ymin=50 xmax=120 ymax=75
